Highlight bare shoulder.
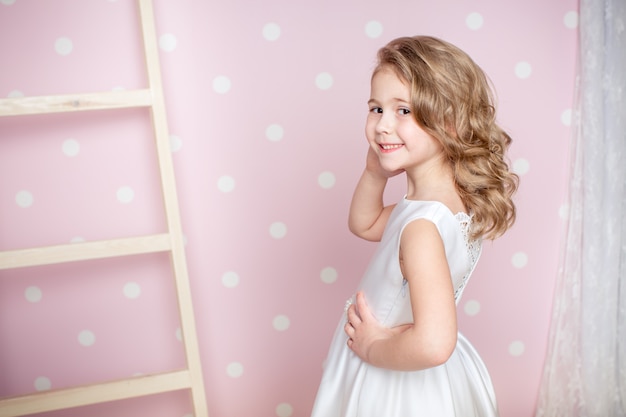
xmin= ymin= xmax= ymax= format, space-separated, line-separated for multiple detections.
xmin=399 ymin=219 xmax=447 ymax=277
xmin=400 ymin=217 xmax=442 ymax=247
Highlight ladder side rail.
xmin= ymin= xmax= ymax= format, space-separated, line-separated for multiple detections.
xmin=137 ymin=1 xmax=209 ymax=416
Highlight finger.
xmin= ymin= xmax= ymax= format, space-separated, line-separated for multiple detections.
xmin=355 ymin=291 xmax=371 ymax=320
xmin=346 ymin=304 xmax=362 ymax=326
xmin=344 ymin=320 xmax=355 ymax=336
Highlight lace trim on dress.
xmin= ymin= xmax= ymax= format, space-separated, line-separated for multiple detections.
xmin=454 ymin=212 xmax=482 ymax=301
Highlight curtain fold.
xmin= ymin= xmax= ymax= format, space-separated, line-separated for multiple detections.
xmin=535 ymin=0 xmax=626 ymax=416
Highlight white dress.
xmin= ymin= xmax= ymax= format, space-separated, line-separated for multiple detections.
xmin=311 ymin=199 xmax=499 ymax=417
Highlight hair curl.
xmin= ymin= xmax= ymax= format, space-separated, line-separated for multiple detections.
xmin=375 ymin=36 xmax=518 ymax=240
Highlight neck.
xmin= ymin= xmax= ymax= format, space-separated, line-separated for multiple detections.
xmin=404 ymin=162 xmax=464 ymax=211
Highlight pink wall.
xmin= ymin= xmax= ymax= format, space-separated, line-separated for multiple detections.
xmin=0 ymin=1 xmax=578 ymax=416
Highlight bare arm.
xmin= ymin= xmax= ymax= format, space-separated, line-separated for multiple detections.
xmin=345 ymin=219 xmax=458 ymax=370
xmin=348 ymin=148 xmax=403 ymax=242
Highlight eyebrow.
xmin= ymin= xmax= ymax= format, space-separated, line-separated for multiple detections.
xmin=367 ymin=97 xmax=410 ymax=105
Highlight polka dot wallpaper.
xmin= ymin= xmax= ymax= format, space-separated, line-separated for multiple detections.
xmin=0 ymin=1 xmax=578 ymax=416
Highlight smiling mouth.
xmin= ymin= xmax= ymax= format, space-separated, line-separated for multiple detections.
xmin=379 ymin=144 xmax=404 ymax=151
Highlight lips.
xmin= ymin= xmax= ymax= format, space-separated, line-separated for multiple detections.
xmin=379 ymin=143 xmax=404 ymax=152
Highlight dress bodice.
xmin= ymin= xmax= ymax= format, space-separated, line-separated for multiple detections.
xmin=355 ymin=199 xmax=482 ymax=327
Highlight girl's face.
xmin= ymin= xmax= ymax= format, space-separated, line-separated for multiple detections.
xmin=365 ymin=68 xmax=444 ymax=176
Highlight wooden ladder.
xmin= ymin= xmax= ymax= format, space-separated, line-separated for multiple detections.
xmin=0 ymin=1 xmax=208 ymax=416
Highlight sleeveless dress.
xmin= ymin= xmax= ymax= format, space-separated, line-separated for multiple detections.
xmin=311 ymin=198 xmax=499 ymax=417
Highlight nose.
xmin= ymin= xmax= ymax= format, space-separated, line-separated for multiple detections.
xmin=375 ymin=112 xmax=393 ymax=135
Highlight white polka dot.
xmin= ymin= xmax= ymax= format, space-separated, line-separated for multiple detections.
xmin=226 ymin=362 xmax=244 ymax=378
xmin=466 ymin=12 xmax=484 ymax=30
xmin=511 ymin=252 xmax=528 ymax=268
xmin=315 ymin=72 xmax=333 ymax=90
xmin=34 ymin=376 xmax=51 ymax=391
xmin=15 ymin=190 xmax=34 ymax=208
xmin=55 ymin=37 xmax=73 ymax=56
xmin=8 ymin=90 xmax=23 ymax=98
xmin=564 ymin=11 xmax=579 ymax=29
xmin=123 ymin=282 xmax=141 ymax=299
xmin=320 ymin=267 xmax=338 ymax=284
xmin=464 ymin=300 xmax=481 ymax=316
xmin=169 ymin=134 xmax=182 ymax=152
xmin=509 ymin=340 xmax=525 ymax=356
xmin=221 ymin=271 xmax=240 ymax=288
xmin=262 ymin=22 xmax=281 ymax=41
xmin=116 ymin=186 xmax=135 ymax=204
xmin=78 ymin=330 xmax=96 ymax=347
xmin=273 ymin=315 xmax=290 ymax=331
xmin=266 ymin=124 xmax=284 ymax=142
xmin=70 ymin=236 xmax=85 ymax=243
xmin=561 ymin=109 xmax=572 ymax=126
xmin=159 ymin=33 xmax=177 ymax=52
xmin=212 ymin=76 xmax=231 ymax=94
xmin=318 ymin=171 xmax=336 ymax=189
xmin=559 ymin=203 xmax=569 ymax=220
xmin=217 ymin=175 xmax=236 ymax=193
xmin=175 ymin=327 xmax=182 ymax=342
xmin=25 ymin=286 xmax=42 ymax=303
xmin=276 ymin=403 xmax=294 ymax=417
xmin=62 ymin=139 xmax=80 ymax=157
xmin=269 ymin=222 xmax=287 ymax=239
xmin=364 ymin=21 xmax=383 ymax=38
xmin=515 ymin=62 xmax=532 ymax=79
xmin=513 ymin=158 xmax=530 ymax=175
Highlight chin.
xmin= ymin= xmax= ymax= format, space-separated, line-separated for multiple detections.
xmin=380 ymin=162 xmax=403 ymax=172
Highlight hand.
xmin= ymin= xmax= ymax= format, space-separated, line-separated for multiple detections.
xmin=344 ymin=291 xmax=397 ymax=363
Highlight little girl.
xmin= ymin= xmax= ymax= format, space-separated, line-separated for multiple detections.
xmin=311 ymin=36 xmax=518 ymax=416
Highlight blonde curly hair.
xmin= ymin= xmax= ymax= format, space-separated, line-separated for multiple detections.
xmin=375 ymin=36 xmax=518 ymax=240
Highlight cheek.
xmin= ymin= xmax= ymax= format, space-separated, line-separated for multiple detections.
xmin=395 ymin=124 xmax=415 ymax=141
xmin=364 ymin=120 xmax=377 ymax=140
xmin=398 ymin=123 xmax=434 ymax=145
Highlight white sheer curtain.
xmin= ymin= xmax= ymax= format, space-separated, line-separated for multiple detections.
xmin=535 ymin=0 xmax=626 ymax=416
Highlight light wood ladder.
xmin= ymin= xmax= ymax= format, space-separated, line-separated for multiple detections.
xmin=0 ymin=1 xmax=208 ymax=416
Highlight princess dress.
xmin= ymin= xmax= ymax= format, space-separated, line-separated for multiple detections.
xmin=311 ymin=198 xmax=498 ymax=417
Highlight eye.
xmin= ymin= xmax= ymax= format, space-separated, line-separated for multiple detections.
xmin=369 ymin=106 xmax=383 ymax=114
xmin=398 ymin=108 xmax=411 ymax=115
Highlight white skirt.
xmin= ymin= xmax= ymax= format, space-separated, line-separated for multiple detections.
xmin=311 ymin=324 xmax=499 ymax=417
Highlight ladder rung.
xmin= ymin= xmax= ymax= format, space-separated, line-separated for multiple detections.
xmin=0 ymin=89 xmax=153 ymax=117
xmin=0 ymin=234 xmax=172 ymax=270
xmin=0 ymin=370 xmax=193 ymax=417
